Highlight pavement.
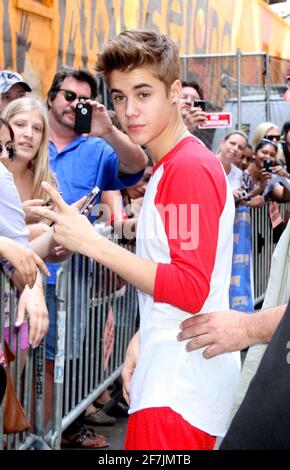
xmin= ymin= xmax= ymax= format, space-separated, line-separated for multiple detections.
xmin=85 ymin=416 xmax=128 ymax=450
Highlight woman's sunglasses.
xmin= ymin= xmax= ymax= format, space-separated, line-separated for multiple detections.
xmin=0 ymin=144 xmax=16 ymax=159
xmin=264 ymin=134 xmax=281 ymax=142
xmin=58 ymin=89 xmax=91 ymax=103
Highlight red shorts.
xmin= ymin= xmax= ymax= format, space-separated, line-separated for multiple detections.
xmin=124 ymin=407 xmax=216 ymax=450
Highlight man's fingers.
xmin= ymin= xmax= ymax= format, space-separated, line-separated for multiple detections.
xmin=180 ymin=314 xmax=208 ymax=329
xmin=178 ymin=315 xmax=209 ymax=340
xmin=179 ymin=322 xmax=209 ymax=340
xmin=184 ymin=333 xmax=213 ymax=352
xmin=86 ymin=98 xmax=102 ymax=109
xmin=202 ymin=345 xmax=220 ymax=359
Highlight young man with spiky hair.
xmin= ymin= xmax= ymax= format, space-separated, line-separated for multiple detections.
xmin=32 ymin=30 xmax=240 ymax=450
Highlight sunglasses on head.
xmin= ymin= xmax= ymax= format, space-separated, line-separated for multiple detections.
xmin=264 ymin=134 xmax=281 ymax=142
xmin=58 ymin=89 xmax=91 ymax=103
xmin=0 ymin=143 xmax=16 ymax=159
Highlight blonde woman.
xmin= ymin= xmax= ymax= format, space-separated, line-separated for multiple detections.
xmin=2 ymin=97 xmax=57 ymax=239
xmin=251 ymin=121 xmax=285 ymax=165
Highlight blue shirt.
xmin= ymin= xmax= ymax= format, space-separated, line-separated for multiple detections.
xmin=47 ymin=135 xmax=143 ymax=284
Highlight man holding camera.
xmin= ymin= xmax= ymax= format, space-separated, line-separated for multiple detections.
xmin=179 ymin=80 xmax=208 ymax=132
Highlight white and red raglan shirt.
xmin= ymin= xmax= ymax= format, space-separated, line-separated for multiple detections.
xmin=129 ymin=136 xmax=241 ymax=437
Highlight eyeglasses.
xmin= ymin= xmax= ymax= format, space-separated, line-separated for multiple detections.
xmin=264 ymin=134 xmax=281 ymax=142
xmin=58 ymin=89 xmax=91 ymax=103
xmin=0 ymin=143 xmax=16 ymax=159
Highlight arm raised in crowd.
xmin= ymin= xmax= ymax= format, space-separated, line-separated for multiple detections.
xmin=177 ymin=305 xmax=287 ymax=358
xmin=87 ymin=99 xmax=148 ymax=174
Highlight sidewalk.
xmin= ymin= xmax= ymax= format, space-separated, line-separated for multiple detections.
xmin=88 ymin=416 xmax=128 ymax=450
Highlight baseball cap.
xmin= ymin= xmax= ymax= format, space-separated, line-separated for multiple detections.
xmin=0 ymin=70 xmax=32 ymax=94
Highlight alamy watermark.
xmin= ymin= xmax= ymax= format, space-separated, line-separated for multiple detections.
xmin=91 ymin=201 xmax=200 ymax=250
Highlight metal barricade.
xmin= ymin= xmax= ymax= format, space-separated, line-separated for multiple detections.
xmin=251 ymin=202 xmax=290 ymax=306
xmin=1 ymin=206 xmax=289 ymax=449
xmin=0 ymin=235 xmax=138 ymax=450
xmin=43 ymin=235 xmax=138 ymax=450
xmin=180 ymin=52 xmax=290 ymax=152
xmin=0 ymin=277 xmax=50 ymax=450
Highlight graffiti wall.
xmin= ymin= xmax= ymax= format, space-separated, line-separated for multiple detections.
xmin=0 ymin=0 xmax=289 ymax=97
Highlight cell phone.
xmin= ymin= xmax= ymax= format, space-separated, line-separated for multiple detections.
xmin=193 ymin=100 xmax=207 ymax=111
xmin=263 ymin=160 xmax=272 ymax=173
xmin=79 ymin=186 xmax=100 ymax=214
xmin=239 ymin=191 xmax=250 ymax=201
xmin=74 ymin=102 xmax=92 ymax=134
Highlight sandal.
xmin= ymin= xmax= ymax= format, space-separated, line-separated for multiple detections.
xmin=84 ymin=409 xmax=116 ymax=426
xmin=61 ymin=429 xmax=109 ymax=448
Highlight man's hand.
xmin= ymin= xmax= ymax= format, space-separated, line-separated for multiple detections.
xmin=181 ymin=106 xmax=208 ymax=132
xmin=85 ymin=99 xmax=114 ymax=138
xmin=0 ymin=236 xmax=50 ymax=288
xmin=177 ymin=310 xmax=251 ymax=358
xmin=84 ymin=100 xmax=147 ymax=174
xmin=122 ymin=331 xmax=140 ymax=405
xmin=15 ymin=279 xmax=49 ymax=348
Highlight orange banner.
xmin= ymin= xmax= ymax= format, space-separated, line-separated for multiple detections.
xmin=0 ymin=0 xmax=289 ymax=97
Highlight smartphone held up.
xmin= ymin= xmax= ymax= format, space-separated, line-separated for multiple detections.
xmin=193 ymin=100 xmax=207 ymax=111
xmin=74 ymin=102 xmax=92 ymax=134
xmin=79 ymin=186 xmax=100 ymax=214
xmin=263 ymin=159 xmax=272 ymax=173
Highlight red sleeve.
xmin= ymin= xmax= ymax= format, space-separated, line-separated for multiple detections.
xmin=153 ymin=148 xmax=227 ymax=314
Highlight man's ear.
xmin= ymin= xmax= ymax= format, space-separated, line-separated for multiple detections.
xmin=170 ymin=79 xmax=182 ymax=105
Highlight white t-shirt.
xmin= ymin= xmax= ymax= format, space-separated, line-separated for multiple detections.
xmin=0 ymin=162 xmax=29 ymax=246
xmin=129 ymin=137 xmax=240 ymax=437
xmin=227 ymin=164 xmax=243 ymax=190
